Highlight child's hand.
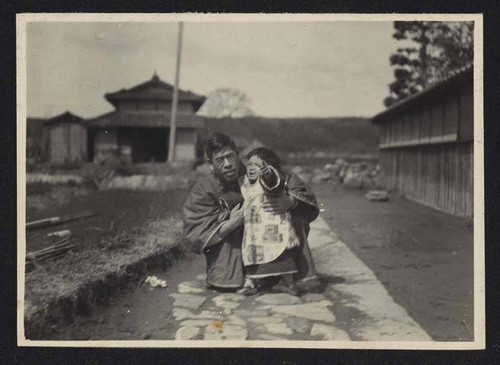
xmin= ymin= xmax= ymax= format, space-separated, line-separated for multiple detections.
xmin=259 ymin=165 xmax=273 ymax=178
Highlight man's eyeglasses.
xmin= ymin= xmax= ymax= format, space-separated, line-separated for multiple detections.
xmin=213 ymin=153 xmax=238 ymax=165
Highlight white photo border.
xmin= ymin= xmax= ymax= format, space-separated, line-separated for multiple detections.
xmin=16 ymin=12 xmax=485 ymax=350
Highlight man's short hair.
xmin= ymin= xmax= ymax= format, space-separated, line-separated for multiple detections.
xmin=204 ymin=133 xmax=238 ymax=162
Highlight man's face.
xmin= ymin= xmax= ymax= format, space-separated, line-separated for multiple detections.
xmin=211 ymin=146 xmax=240 ymax=183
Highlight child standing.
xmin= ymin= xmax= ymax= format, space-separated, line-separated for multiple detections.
xmin=238 ymin=147 xmax=300 ymax=296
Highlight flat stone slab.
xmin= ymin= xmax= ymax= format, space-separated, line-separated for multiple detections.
xmin=173 ymin=308 xmax=195 ymax=321
xmin=306 ymin=233 xmax=336 ymax=248
xmin=178 ymin=286 xmax=205 ymax=295
xmin=286 ymin=317 xmax=311 ymax=333
xmin=234 ymin=309 xmax=270 ymax=318
xmin=178 ymin=282 xmax=205 ymax=294
xmin=175 ymin=326 xmax=200 ymax=340
xmin=212 ymin=296 xmax=242 ymax=310
xmin=248 ymin=317 xmax=284 ymax=324
xmin=269 ymin=300 xmax=336 ymax=323
xmin=170 ymin=293 xmax=206 ymax=310
xmin=310 ymin=323 xmax=350 ymax=341
xmin=196 ymin=274 xmax=207 ymax=282
xmin=263 ymin=323 xmax=293 ymax=336
xmin=204 ymin=324 xmax=247 ymax=340
xmin=215 ymin=293 xmax=246 ymax=302
xmin=173 ymin=308 xmax=221 ymax=321
xmin=227 ymin=315 xmax=246 ymax=326
xmin=258 ymin=333 xmax=290 ymax=341
xmin=255 ymin=293 xmax=302 ymax=305
xmin=199 ymin=310 xmax=224 ymax=318
xmin=182 ymin=280 xmax=204 ymax=287
xmin=301 ymin=293 xmax=328 ymax=303
xmin=180 ymin=319 xmax=217 ymax=327
xmin=179 ymin=316 xmax=246 ymax=328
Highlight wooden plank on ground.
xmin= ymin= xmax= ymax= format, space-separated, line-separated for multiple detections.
xmin=27 ymin=210 xmax=97 ymax=230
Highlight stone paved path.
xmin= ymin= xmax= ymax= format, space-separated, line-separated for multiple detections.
xmin=170 ymin=216 xmax=431 ymax=341
xmin=171 ymin=275 xmax=349 ymax=341
xmin=56 ymin=214 xmax=432 ymax=342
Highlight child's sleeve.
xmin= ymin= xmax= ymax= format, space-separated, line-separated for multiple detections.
xmin=259 ymin=166 xmax=286 ymax=193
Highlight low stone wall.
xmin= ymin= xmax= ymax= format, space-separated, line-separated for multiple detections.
xmin=26 ymin=172 xmax=195 ymax=191
xmin=98 ymin=174 xmax=190 ymax=191
xmin=26 ymin=174 xmax=84 ymax=185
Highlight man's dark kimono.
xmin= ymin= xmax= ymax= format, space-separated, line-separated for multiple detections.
xmin=183 ymin=169 xmax=319 ymax=289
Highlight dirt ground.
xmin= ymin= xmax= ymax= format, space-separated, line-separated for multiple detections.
xmin=47 ymin=254 xmax=210 ymax=340
xmin=48 ymin=251 xmax=362 ymax=341
xmin=313 ymin=182 xmax=474 ymax=341
xmin=25 ymin=174 xmax=474 ymax=342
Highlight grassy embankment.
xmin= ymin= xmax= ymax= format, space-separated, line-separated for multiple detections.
xmin=24 ymin=185 xmax=190 ymax=339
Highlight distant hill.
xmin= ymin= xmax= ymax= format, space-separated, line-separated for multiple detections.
xmin=201 ymin=117 xmax=379 ymax=156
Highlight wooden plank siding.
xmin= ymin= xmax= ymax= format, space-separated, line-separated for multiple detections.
xmin=380 ymin=142 xmax=472 ymax=217
xmin=48 ymin=123 xmax=86 ymax=163
xmin=459 ymin=83 xmax=474 ymax=140
xmin=374 ymin=69 xmax=473 ymax=217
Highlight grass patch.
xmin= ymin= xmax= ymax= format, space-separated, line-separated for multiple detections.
xmin=24 ymin=216 xmax=185 ymax=339
xmin=26 ymin=182 xmax=54 ymax=196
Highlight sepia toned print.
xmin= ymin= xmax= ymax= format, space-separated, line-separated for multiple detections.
xmin=17 ymin=13 xmax=484 ymax=349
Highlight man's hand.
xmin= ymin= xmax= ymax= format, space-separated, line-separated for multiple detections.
xmin=218 ymin=203 xmax=244 ymax=238
xmin=262 ymin=194 xmax=296 ymax=214
xmin=228 ymin=202 xmax=244 ymax=227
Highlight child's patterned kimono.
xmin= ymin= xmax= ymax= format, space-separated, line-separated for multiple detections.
xmin=240 ymin=167 xmax=300 ymax=276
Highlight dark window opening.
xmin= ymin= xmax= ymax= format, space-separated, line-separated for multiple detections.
xmin=118 ymin=127 xmax=169 ymax=163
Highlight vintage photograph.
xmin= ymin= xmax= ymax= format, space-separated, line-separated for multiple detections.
xmin=17 ymin=14 xmax=484 ymax=349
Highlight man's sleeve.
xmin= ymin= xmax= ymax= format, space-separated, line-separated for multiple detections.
xmin=182 ymin=180 xmax=228 ymax=254
xmin=259 ymin=166 xmax=286 ymax=193
xmin=285 ymin=172 xmax=320 ymax=223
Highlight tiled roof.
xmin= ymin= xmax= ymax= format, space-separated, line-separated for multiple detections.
xmin=43 ymin=111 xmax=84 ymax=125
xmin=105 ymin=74 xmax=206 ymax=112
xmin=86 ymin=110 xmax=205 ymax=129
xmin=372 ymin=64 xmax=473 ymax=124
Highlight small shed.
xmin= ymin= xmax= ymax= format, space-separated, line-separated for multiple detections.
xmin=87 ymin=73 xmax=206 ymax=163
xmin=43 ymin=111 xmax=87 ymax=163
xmin=26 ymin=117 xmax=49 ymax=163
xmin=372 ymin=66 xmax=473 ymax=217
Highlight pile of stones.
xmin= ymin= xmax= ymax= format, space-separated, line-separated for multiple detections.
xmin=292 ymin=158 xmax=383 ymax=189
xmin=194 ymin=157 xmax=384 ymax=190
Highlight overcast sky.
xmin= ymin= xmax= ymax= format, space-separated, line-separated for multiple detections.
xmin=26 ymin=21 xmax=398 ymax=119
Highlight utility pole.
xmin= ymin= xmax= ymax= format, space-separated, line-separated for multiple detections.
xmin=168 ymin=22 xmax=183 ymax=162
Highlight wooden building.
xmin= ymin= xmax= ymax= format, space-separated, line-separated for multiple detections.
xmin=372 ymin=66 xmax=473 ymax=217
xmin=43 ymin=111 xmax=87 ymax=163
xmin=87 ymin=74 xmax=206 ymax=163
xmin=27 ymin=117 xmax=49 ymax=163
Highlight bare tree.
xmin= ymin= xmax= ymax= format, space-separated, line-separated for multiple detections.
xmin=198 ymin=88 xmax=255 ymax=118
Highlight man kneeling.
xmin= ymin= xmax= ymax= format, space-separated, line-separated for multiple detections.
xmin=182 ymin=133 xmax=319 ymax=292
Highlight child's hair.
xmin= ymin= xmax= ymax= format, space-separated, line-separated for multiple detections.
xmin=247 ymin=147 xmax=282 ymax=173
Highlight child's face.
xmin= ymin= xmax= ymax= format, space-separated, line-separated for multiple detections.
xmin=246 ymin=155 xmax=265 ymax=182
